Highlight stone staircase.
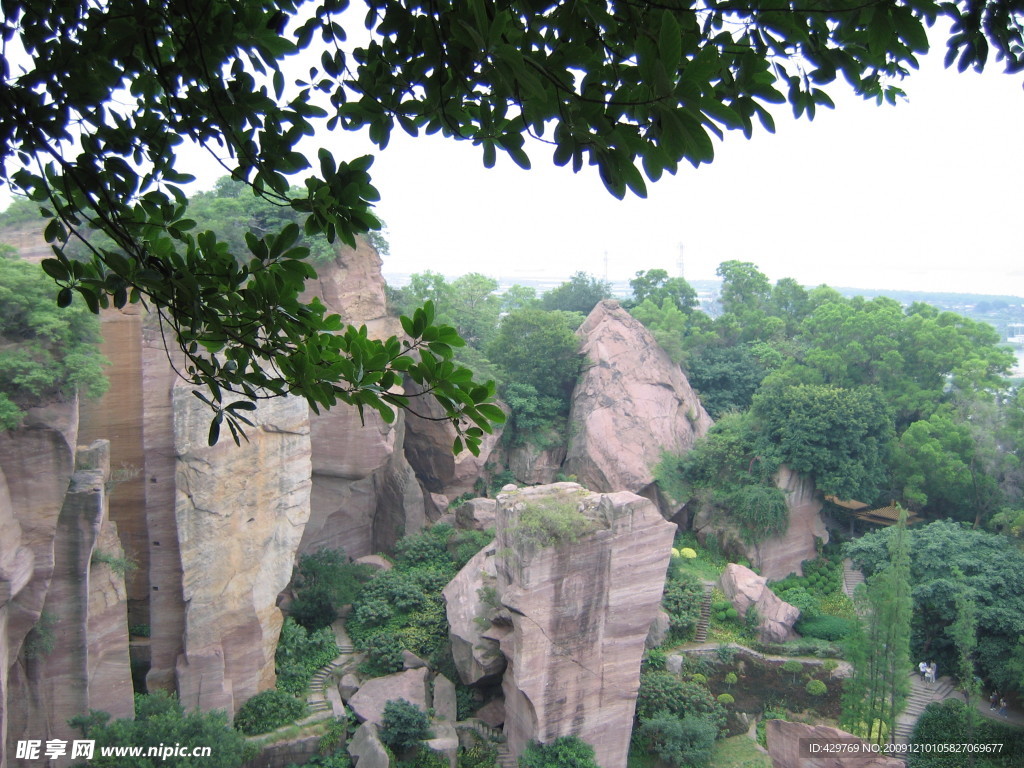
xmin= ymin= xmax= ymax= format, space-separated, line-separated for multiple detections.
xmin=693 ymin=582 xmax=715 ymax=642
xmin=892 ymin=672 xmax=958 ymax=745
xmin=842 ymin=558 xmax=865 ymax=599
xmin=457 ymin=719 xmax=515 ymax=768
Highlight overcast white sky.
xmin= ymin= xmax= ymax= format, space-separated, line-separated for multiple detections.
xmin=7 ymin=15 xmax=1020 ymax=297
xmin=265 ymin=27 xmax=1022 ymax=298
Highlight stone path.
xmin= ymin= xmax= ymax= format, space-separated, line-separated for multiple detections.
xmin=693 ymin=581 xmax=715 ymax=643
xmin=892 ymin=671 xmax=957 ymax=745
xmin=305 ymin=619 xmax=358 ymax=719
xmin=457 ymin=719 xmax=516 ymax=768
xmin=842 ymin=558 xmax=864 ymax=599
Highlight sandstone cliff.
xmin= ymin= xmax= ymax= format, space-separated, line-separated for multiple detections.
xmin=0 ymin=399 xmax=79 ymax=764
xmin=767 ymin=720 xmax=905 ymax=768
xmin=491 ymin=483 xmax=676 ymax=768
xmin=692 ymin=466 xmax=828 ymax=580
xmin=564 ymin=301 xmax=712 ymax=501
xmin=298 ymin=239 xmax=428 ymax=559
xmin=172 ymin=384 xmax=311 ymax=713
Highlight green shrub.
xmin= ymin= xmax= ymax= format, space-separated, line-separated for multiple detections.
xmin=717 ymin=693 xmax=735 ymax=705
xmin=519 ymin=736 xmax=600 ymax=768
xmin=781 ymin=660 xmax=803 ymax=682
xmin=458 ymin=742 xmax=498 ymax=768
xmin=508 ymin=498 xmax=596 ymax=549
xmin=635 ymin=712 xmax=717 ymax=768
xmin=380 ymin=699 xmax=431 ymax=753
xmin=724 ymin=672 xmax=738 ymax=686
xmin=805 ymin=679 xmax=827 ymax=696
xmin=275 ymin=617 xmax=339 ymax=696
xmin=662 ymin=567 xmax=705 ymax=641
xmin=795 ymin=615 xmax=856 ymax=642
xmin=234 ymin=689 xmax=307 ymax=735
xmin=359 ymin=632 xmax=405 ymax=677
xmin=636 ymin=671 xmax=726 ymax=734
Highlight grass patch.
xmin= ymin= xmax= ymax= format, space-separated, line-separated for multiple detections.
xmin=710 ymin=734 xmax=771 ymax=768
xmin=672 ymin=533 xmax=730 ymax=582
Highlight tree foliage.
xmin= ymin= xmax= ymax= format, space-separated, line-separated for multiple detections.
xmin=379 ymin=699 xmax=431 ymax=753
xmin=4 ymin=0 xmax=1021 ymax=449
xmin=0 ymin=250 xmax=107 ymax=428
xmin=539 ymin=272 xmax=611 ymax=315
xmin=69 ymin=691 xmax=253 ymax=767
xmin=635 ymin=713 xmax=717 ymax=768
xmin=518 ymin=736 xmax=600 ymax=768
xmin=845 ymin=520 xmax=1024 ymax=692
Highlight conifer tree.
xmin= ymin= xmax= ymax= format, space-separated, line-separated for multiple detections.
xmin=841 ymin=508 xmax=912 ymax=745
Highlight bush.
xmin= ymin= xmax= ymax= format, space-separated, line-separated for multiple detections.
xmin=636 ymin=671 xmax=727 ymax=734
xmin=275 ymin=617 xmax=339 ymax=696
xmin=360 ymin=632 xmax=406 ymax=677
xmin=380 ymin=699 xmax=431 ymax=753
xmin=717 ymin=693 xmax=735 ymax=705
xmin=635 ymin=712 xmax=717 ymax=768
xmin=781 ymin=660 xmax=803 ymax=681
xmin=662 ymin=567 xmax=705 ymax=641
xmin=518 ymin=736 xmax=600 ymax=768
xmin=458 ymin=742 xmax=499 ymax=768
xmin=234 ymin=689 xmax=307 ymax=735
xmin=805 ymin=679 xmax=827 ymax=696
xmin=795 ymin=614 xmax=856 ymax=642
xmin=508 ymin=498 xmax=595 ymax=549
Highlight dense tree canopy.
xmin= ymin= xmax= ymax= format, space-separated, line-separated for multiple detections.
xmin=3 ymin=0 xmax=1021 ymax=448
xmin=845 ymin=521 xmax=1024 ymax=693
xmin=0 ymin=249 xmax=107 ymax=429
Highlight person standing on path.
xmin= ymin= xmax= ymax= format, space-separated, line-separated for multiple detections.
xmin=990 ymin=691 xmax=999 ymax=710
xmin=999 ymin=698 xmax=1008 ymax=717
xmin=920 ymin=661 xmax=928 ymax=680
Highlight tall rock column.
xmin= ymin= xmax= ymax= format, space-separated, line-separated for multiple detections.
xmin=494 ymin=483 xmax=675 ymax=768
xmin=172 ymin=385 xmax=312 ymax=713
xmin=0 ymin=400 xmax=79 ymax=765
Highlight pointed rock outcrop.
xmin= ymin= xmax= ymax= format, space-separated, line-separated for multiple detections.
xmin=719 ymin=563 xmax=799 ymax=644
xmin=564 ymin=301 xmax=712 ymax=499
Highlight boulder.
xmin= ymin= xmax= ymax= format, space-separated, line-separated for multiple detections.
xmin=767 ymin=720 xmax=904 ymax=768
xmin=402 ymin=379 xmax=502 ymax=498
xmin=348 ymin=667 xmax=430 ymax=725
xmin=563 ymin=301 xmax=712 ymax=499
xmin=646 ymin=609 xmax=671 ymax=649
xmin=424 ymin=721 xmax=459 ymax=768
xmin=495 ymin=483 xmax=676 ymax=768
xmin=348 ymin=721 xmax=391 ymax=768
xmin=403 ymin=650 xmax=428 ymax=669
xmin=354 ymin=554 xmax=393 ymax=572
xmin=442 ymin=544 xmax=505 ymax=685
xmin=719 ymin=564 xmax=799 ymax=644
xmin=455 ymin=498 xmax=497 ymax=531
xmin=433 ymin=674 xmax=458 ymax=723
xmin=339 ymin=673 xmax=361 ymax=701
xmin=474 ymin=699 xmax=505 ymax=729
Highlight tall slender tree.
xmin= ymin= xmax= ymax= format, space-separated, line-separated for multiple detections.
xmin=842 ymin=508 xmax=913 ymax=746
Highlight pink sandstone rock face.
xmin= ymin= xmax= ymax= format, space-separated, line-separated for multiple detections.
xmin=0 ymin=399 xmax=79 ymax=763
xmin=402 ymin=379 xmax=503 ymax=498
xmin=455 ymin=498 xmax=497 ymax=531
xmin=564 ymin=301 xmax=712 ymax=499
xmin=141 ymin=317 xmax=188 ymax=694
xmin=26 ymin=441 xmax=134 ymax=750
xmin=443 ymin=543 xmax=505 ymax=685
xmin=493 ymin=483 xmax=676 ymax=768
xmin=172 ymin=384 xmax=311 ymax=714
xmin=767 ymin=720 xmax=905 ymax=768
xmin=504 ymin=442 xmax=567 ymax=486
xmin=298 ymin=237 xmax=426 ymax=559
xmin=719 ymin=563 xmax=800 ymax=644
xmin=750 ymin=467 xmax=828 ymax=580
xmin=691 ymin=466 xmax=828 ymax=580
